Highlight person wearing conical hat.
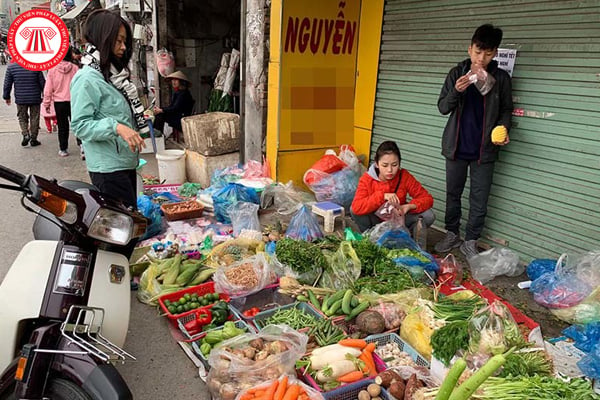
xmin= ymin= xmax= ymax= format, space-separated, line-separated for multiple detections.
xmin=153 ymin=70 xmax=195 ymax=136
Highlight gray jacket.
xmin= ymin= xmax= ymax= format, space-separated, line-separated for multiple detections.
xmin=438 ymin=59 xmax=513 ymax=163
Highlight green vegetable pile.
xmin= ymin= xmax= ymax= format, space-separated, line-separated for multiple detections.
xmin=430 ymin=294 xmax=486 ymax=322
xmin=473 ymin=376 xmax=600 ymax=400
xmin=261 ymin=306 xmax=319 ymax=330
xmin=308 ymin=319 xmax=346 ymax=346
xmin=351 ymin=238 xmax=395 ymax=276
xmin=196 ymin=321 xmax=247 ymax=358
xmin=430 ymin=320 xmax=470 ymax=366
xmin=276 ymin=237 xmax=327 ymax=274
xmin=353 ymin=265 xmax=421 ymax=294
xmin=498 ymin=350 xmax=554 ymax=378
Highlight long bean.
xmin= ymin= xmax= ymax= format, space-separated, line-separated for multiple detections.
xmin=263 ymin=307 xmax=318 ymax=330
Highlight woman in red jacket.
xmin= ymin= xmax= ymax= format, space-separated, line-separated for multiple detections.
xmin=351 ymin=141 xmax=435 ymax=232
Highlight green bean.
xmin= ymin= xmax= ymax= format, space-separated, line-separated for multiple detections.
xmin=263 ymin=307 xmax=318 ymax=330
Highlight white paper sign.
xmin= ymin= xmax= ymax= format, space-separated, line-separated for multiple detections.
xmin=494 ymin=48 xmax=517 ymax=77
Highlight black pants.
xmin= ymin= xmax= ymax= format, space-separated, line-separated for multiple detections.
xmin=444 ymin=159 xmax=495 ymax=241
xmin=153 ymin=112 xmax=182 ymax=132
xmin=54 ymin=101 xmax=70 ymax=151
xmin=89 ymin=169 xmax=137 ymax=209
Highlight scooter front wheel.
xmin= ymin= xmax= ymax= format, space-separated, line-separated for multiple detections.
xmin=1 ymin=378 xmax=91 ymax=400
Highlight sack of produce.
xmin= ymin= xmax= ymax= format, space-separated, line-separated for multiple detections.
xmin=468 ymin=300 xmax=525 ymax=356
xmin=208 ymin=237 xmax=265 ymax=267
xmin=213 ymin=253 xmax=275 ymax=298
xmin=319 ymin=241 xmax=362 ymax=290
xmin=207 ymin=324 xmax=308 ymax=400
xmin=285 ymin=204 xmax=324 ymax=242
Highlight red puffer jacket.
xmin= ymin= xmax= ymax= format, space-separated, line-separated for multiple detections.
xmin=351 ymin=166 xmax=433 ymax=215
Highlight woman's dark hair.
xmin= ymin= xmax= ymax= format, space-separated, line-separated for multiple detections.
xmin=62 ymin=46 xmax=73 ymax=62
xmin=84 ymin=9 xmax=132 ymax=81
xmin=374 ymin=141 xmax=402 ymax=163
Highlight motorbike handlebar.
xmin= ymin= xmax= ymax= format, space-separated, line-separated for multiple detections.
xmin=0 ymin=164 xmax=27 ymax=187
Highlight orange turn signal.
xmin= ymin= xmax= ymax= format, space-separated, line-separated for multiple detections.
xmin=38 ymin=190 xmax=67 ymax=217
xmin=15 ymin=357 xmax=27 ymax=381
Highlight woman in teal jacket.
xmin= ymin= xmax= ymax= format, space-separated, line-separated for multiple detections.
xmin=71 ymin=10 xmax=147 ymax=208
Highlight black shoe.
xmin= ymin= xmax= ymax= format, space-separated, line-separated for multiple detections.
xmin=30 ymin=139 xmax=41 ymax=147
xmin=21 ymin=135 xmax=30 ymax=146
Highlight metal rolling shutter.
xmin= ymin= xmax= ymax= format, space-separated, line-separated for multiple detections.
xmin=371 ymin=0 xmax=600 ymax=260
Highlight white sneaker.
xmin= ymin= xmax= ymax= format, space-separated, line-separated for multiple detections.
xmin=58 ymin=150 xmax=69 ymax=157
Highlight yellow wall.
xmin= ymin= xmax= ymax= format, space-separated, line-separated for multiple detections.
xmin=266 ymin=0 xmax=384 ymax=185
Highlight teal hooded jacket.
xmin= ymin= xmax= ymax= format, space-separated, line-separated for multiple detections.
xmin=71 ymin=66 xmax=139 ymax=173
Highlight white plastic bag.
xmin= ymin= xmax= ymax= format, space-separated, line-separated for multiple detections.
xmin=468 ymin=247 xmax=522 ymax=284
xmin=213 ymin=253 xmax=274 ymax=298
xmin=228 ymin=201 xmax=260 ymax=237
xmin=207 ymin=325 xmax=308 ymax=399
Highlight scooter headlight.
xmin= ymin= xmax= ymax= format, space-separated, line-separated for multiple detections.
xmin=88 ymin=208 xmax=133 ymax=245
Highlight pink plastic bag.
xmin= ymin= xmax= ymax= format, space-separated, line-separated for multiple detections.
xmin=155 ymin=48 xmax=174 ymax=77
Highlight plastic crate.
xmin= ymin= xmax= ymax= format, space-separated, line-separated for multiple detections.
xmin=190 ymin=319 xmax=252 ymax=362
xmin=157 ymin=281 xmax=230 ymax=325
xmin=323 ymin=379 xmax=391 ymax=400
xmin=177 ymin=304 xmax=237 ymax=340
xmin=160 ymin=200 xmax=204 ymax=221
xmin=365 ymin=332 xmax=430 ymax=368
xmin=300 ymin=353 xmax=387 ymax=393
xmin=143 ymin=183 xmax=182 ymax=194
xmin=229 ymin=284 xmax=296 ymax=322
xmin=253 ymin=302 xmax=324 ymax=330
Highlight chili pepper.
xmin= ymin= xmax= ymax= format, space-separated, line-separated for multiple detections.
xmin=243 ymin=307 xmax=261 ymax=317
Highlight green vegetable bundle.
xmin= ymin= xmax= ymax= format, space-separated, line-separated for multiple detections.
xmin=275 ymin=238 xmax=327 ymax=284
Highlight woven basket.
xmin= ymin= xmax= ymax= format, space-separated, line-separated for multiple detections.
xmin=161 ymin=200 xmax=203 ymax=221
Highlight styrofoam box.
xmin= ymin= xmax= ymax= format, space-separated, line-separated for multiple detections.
xmin=140 ymin=136 xmax=165 ymax=154
xmin=181 ymin=112 xmax=240 ymax=156
xmin=185 ymin=150 xmax=240 ymax=188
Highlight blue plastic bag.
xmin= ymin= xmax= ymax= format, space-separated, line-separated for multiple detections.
xmin=212 ymin=183 xmax=260 ymax=223
xmin=563 ymin=323 xmax=600 ymax=353
xmin=137 ymin=195 xmax=163 ymax=239
xmin=285 ymin=205 xmax=323 ymax=242
xmin=376 ymin=228 xmax=438 ymax=272
xmin=307 ymin=167 xmax=360 ymax=208
xmin=526 ymin=258 xmax=557 ymax=281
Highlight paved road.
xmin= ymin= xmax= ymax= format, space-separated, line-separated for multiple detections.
xmin=0 ymin=64 xmax=208 ymax=399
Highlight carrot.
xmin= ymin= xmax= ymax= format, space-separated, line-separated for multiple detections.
xmin=254 ymin=390 xmax=266 ymax=397
xmin=264 ymin=380 xmax=279 ymax=400
xmin=297 ymin=394 xmax=309 ymax=400
xmin=282 ymin=384 xmax=301 ymax=400
xmin=339 ymin=338 xmax=367 ymax=349
xmin=239 ymin=394 xmax=253 ymax=400
xmin=337 ymin=370 xmax=365 ymax=383
xmin=364 ymin=342 xmax=376 ymax=353
xmin=359 ymin=351 xmax=377 ymax=377
xmin=273 ymin=376 xmax=288 ymax=400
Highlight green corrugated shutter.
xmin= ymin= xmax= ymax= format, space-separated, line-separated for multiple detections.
xmin=372 ymin=0 xmax=600 ymax=261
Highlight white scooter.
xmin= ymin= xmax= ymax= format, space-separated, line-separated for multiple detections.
xmin=0 ymin=164 xmax=148 ymax=399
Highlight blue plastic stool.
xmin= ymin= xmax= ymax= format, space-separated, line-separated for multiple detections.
xmin=312 ymin=201 xmax=345 ymax=233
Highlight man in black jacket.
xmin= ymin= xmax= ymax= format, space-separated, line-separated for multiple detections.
xmin=434 ymin=24 xmax=514 ymax=259
xmin=3 ymin=62 xmax=46 ymax=147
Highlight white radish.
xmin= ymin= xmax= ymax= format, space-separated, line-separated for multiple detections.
xmin=315 ymin=359 xmax=357 ymax=383
xmin=310 ymin=347 xmax=362 ymax=370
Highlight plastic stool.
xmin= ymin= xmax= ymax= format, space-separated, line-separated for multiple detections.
xmin=312 ymin=201 xmax=345 ymax=233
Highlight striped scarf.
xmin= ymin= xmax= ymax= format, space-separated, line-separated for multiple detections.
xmin=81 ymin=43 xmax=149 ymax=137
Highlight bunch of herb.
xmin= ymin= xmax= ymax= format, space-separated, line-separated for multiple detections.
xmin=473 ymin=376 xmax=599 ymax=400
xmin=315 ymin=234 xmax=343 ymax=251
xmin=275 ymin=237 xmax=326 ymax=274
xmin=429 ymin=294 xmax=486 ymax=322
xmin=353 ymin=267 xmax=421 ymax=294
xmin=430 ymin=320 xmax=470 ymax=366
xmin=498 ymin=350 xmax=554 ymax=378
xmin=351 ymin=238 xmax=395 ymax=276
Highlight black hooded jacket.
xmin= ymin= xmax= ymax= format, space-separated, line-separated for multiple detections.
xmin=438 ymin=59 xmax=513 ymax=163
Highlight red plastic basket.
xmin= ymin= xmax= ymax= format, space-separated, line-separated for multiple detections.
xmin=158 ymin=282 xmax=230 ymax=325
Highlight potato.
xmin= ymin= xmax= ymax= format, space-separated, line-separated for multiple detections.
xmin=358 ymin=390 xmax=371 ymax=400
xmin=367 ymin=383 xmax=382 ymax=397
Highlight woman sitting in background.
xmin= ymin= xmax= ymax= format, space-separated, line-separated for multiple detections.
xmin=351 ymin=141 xmax=435 ymax=233
xmin=152 ymin=70 xmax=195 ymax=137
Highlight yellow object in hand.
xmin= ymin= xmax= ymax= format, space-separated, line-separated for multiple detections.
xmin=491 ymin=125 xmax=507 ymax=144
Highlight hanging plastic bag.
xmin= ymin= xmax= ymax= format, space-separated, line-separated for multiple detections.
xmin=319 ymin=241 xmax=362 ymax=290
xmin=212 ymin=183 xmax=260 ymax=223
xmin=155 ymin=48 xmax=174 ymax=77
xmin=468 ymin=247 xmax=523 ymax=284
xmin=530 ymin=253 xmax=594 ymax=309
xmin=213 ymin=253 xmax=274 ymax=298
xmin=207 ymin=325 xmax=308 ymax=399
xmin=285 ymin=205 xmax=324 ymax=242
xmin=228 ymin=202 xmax=260 ymax=237
xmin=468 ymin=300 xmax=524 ymax=355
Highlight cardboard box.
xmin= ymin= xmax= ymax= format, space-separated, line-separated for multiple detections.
xmin=185 ymin=150 xmax=240 ymax=187
xmin=181 ymin=112 xmax=240 ymax=156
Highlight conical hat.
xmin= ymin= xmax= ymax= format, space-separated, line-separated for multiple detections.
xmin=165 ymin=71 xmax=190 ymax=84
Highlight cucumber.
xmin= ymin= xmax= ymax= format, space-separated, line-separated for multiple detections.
xmin=341 ymin=289 xmax=353 ymax=315
xmin=345 ymin=301 xmax=370 ymax=321
xmin=307 ymin=290 xmax=320 ymax=309
xmin=321 ymin=295 xmax=331 ymax=314
xmin=327 ymin=299 xmax=343 ymax=316
xmin=296 ymin=295 xmax=309 ymax=302
xmin=326 ymin=290 xmax=346 ymax=308
xmin=350 ymin=296 xmax=359 ymax=308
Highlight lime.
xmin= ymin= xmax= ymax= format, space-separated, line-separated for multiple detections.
xmin=184 ymin=293 xmax=191 ymax=301
xmin=164 ymin=299 xmax=171 ymax=306
xmin=179 ymin=297 xmax=187 ymax=305
xmin=211 ymin=293 xmax=220 ymax=301
xmin=200 ymin=298 xmax=209 ymax=306
xmin=176 ymin=305 xmax=184 ymax=313
xmin=190 ymin=302 xmax=199 ymax=309
xmin=183 ymin=304 xmax=190 ymax=311
xmin=167 ymin=305 xmax=176 ymax=314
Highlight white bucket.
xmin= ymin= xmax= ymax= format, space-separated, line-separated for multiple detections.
xmin=156 ymin=150 xmax=186 ymax=184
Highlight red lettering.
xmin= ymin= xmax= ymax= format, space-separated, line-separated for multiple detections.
xmin=342 ymin=21 xmax=356 ymax=54
xmin=332 ymin=19 xmax=345 ymax=54
xmin=284 ymin=17 xmax=299 ymax=52
xmin=298 ymin=17 xmax=310 ymax=53
xmin=310 ymin=19 xmax=323 ymax=54
xmin=322 ymin=19 xmax=334 ymax=54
